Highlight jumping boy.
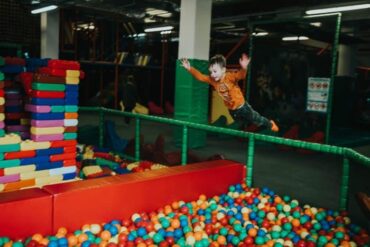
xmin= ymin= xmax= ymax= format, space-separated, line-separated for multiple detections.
xmin=181 ymin=54 xmax=279 ymax=132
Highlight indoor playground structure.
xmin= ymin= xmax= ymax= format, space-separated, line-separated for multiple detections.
xmin=0 ymin=56 xmax=370 ymax=246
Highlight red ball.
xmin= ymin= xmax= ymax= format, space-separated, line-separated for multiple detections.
xmin=165 ymin=237 xmax=175 ymax=245
xmin=118 ymin=233 xmax=128 ymax=243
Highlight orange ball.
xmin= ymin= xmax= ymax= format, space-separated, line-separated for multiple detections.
xmin=248 ymin=228 xmax=257 ymax=237
xmin=171 ymin=219 xmax=180 ymax=229
xmin=100 ymin=230 xmax=112 ymax=241
xmin=217 ymin=235 xmax=226 ymax=245
xmin=194 ymin=231 xmax=203 ymax=241
xmin=67 ymin=235 xmax=78 ymax=247
xmin=32 ymin=234 xmax=43 ymax=243
xmin=78 ymin=233 xmax=89 ymax=243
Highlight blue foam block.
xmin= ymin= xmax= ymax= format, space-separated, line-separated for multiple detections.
xmin=64 ymin=98 xmax=78 ymax=105
xmin=36 ymin=147 xmax=64 ymax=156
xmin=20 ymin=156 xmax=50 ymax=165
xmin=31 ymin=98 xmax=65 ymax=105
xmin=35 ymin=161 xmax=63 ymax=171
xmin=63 ymin=172 xmax=77 ymax=180
xmin=31 ymin=112 xmax=64 ymax=120
xmin=65 ymin=85 xmax=79 ymax=92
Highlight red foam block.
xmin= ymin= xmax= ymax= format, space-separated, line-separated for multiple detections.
xmin=0 ymin=188 xmax=53 ymax=239
xmin=5 ymin=150 xmax=36 ymax=160
xmin=44 ymin=160 xmax=245 ymax=232
xmin=50 ymin=140 xmax=77 ymax=148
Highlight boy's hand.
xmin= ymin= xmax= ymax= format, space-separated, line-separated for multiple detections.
xmin=180 ymin=58 xmax=191 ymax=70
xmin=239 ymin=53 xmax=250 ymax=70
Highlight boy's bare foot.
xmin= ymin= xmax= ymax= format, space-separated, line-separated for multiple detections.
xmin=270 ymin=120 xmax=279 ymax=132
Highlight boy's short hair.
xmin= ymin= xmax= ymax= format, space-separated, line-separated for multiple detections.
xmin=210 ymin=54 xmax=226 ymax=68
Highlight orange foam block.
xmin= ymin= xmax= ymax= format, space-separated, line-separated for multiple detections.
xmin=44 ymin=160 xmax=245 ymax=232
xmin=0 ymin=188 xmax=52 ymax=239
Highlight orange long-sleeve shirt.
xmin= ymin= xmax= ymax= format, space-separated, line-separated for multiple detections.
xmin=188 ymin=67 xmax=246 ymax=110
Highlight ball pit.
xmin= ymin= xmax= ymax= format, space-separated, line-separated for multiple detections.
xmin=0 ymin=183 xmax=368 ymax=247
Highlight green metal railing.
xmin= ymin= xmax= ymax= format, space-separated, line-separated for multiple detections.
xmin=80 ymin=107 xmax=370 ymax=210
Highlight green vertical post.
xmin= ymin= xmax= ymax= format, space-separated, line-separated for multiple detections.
xmin=181 ymin=125 xmax=188 ymax=165
xmin=246 ymin=135 xmax=255 ymax=187
xmin=174 ymin=59 xmax=209 ymax=148
xmin=246 ymin=24 xmax=254 ymax=101
xmin=135 ymin=118 xmax=141 ymax=161
xmin=339 ymin=157 xmax=350 ymax=210
xmin=99 ymin=108 xmax=105 ymax=148
xmin=325 ymin=13 xmax=342 ymax=144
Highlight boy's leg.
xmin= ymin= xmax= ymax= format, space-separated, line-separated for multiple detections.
xmin=230 ymin=102 xmax=278 ymax=131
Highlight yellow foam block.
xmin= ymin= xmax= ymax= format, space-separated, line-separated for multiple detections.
xmin=4 ymin=164 xmax=36 ymax=175
xmin=0 ymin=113 xmax=4 ymax=121
xmin=30 ymin=126 xmax=65 ymax=135
xmin=65 ymin=77 xmax=79 ymax=85
xmin=20 ymin=140 xmax=51 ymax=151
xmin=20 ymin=170 xmax=49 ymax=180
xmin=82 ymin=165 xmax=102 ymax=176
xmin=0 ymin=97 xmax=4 ymax=105
xmin=0 ymin=184 xmax=4 ymax=192
xmin=0 ymin=134 xmax=22 ymax=144
xmin=133 ymin=103 xmax=149 ymax=115
xmin=21 ymin=118 xmax=30 ymax=125
xmin=36 ymin=175 xmax=63 ymax=186
xmin=66 ymin=70 xmax=80 ymax=78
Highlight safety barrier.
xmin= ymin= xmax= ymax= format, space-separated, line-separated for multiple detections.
xmin=80 ymin=106 xmax=370 ymax=210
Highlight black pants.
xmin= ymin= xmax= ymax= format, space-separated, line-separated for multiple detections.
xmin=229 ymin=102 xmax=271 ymax=128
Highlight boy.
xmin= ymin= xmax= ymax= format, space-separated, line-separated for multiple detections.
xmin=181 ymin=54 xmax=279 ymax=132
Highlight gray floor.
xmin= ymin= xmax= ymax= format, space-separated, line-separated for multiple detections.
xmin=79 ymin=112 xmax=370 ymax=229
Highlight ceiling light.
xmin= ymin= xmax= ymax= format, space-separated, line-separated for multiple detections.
xmin=305 ymin=3 xmax=370 ymax=15
xmin=144 ymin=18 xmax=156 ymax=23
xmin=31 ymin=5 xmax=58 ymax=14
xmin=144 ymin=26 xmax=174 ymax=33
xmin=157 ymin=12 xmax=172 ymax=18
xmin=146 ymin=8 xmax=168 ymax=15
xmin=282 ymin=36 xmax=309 ymax=41
xmin=252 ymin=32 xmax=269 ymax=36
xmin=310 ymin=22 xmax=322 ymax=27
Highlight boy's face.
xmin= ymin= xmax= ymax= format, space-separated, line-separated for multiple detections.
xmin=209 ymin=63 xmax=226 ymax=82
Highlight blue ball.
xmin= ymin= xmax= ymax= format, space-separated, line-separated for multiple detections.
xmin=137 ymin=227 xmax=147 ymax=237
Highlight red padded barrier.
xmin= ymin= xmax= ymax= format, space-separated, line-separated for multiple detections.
xmin=0 ymin=188 xmax=53 ymax=239
xmin=44 ymin=160 xmax=245 ymax=232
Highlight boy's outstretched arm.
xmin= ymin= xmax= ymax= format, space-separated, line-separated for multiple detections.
xmin=180 ymin=58 xmax=211 ymax=83
xmin=239 ymin=53 xmax=250 ymax=70
xmin=180 ymin=58 xmax=191 ymax=70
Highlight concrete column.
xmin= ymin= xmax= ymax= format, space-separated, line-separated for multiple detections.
xmin=174 ymin=0 xmax=212 ymax=148
xmin=40 ymin=9 xmax=59 ymax=59
xmin=178 ymin=0 xmax=212 ymax=59
xmin=337 ymin=44 xmax=356 ymax=77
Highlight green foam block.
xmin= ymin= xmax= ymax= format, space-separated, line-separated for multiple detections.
xmin=0 ymin=159 xmax=20 ymax=168
xmin=64 ymin=133 xmax=77 ymax=140
xmin=65 ymin=105 xmax=78 ymax=112
xmin=0 ymin=143 xmax=20 ymax=153
xmin=32 ymin=83 xmax=65 ymax=91
xmin=51 ymin=105 xmax=65 ymax=112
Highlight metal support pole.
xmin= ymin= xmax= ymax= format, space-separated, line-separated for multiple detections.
xmin=325 ymin=13 xmax=341 ymax=144
xmin=135 ymin=118 xmax=141 ymax=161
xmin=246 ymin=135 xmax=255 ymax=187
xmin=339 ymin=157 xmax=349 ymax=210
xmin=181 ymin=125 xmax=188 ymax=165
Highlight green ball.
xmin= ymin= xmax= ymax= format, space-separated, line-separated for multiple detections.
xmin=283 ymin=195 xmax=291 ymax=202
xmin=153 ymin=233 xmax=163 ymax=244
xmin=234 ymin=223 xmax=243 ymax=232
xmin=201 ymin=239 xmax=210 ymax=246
xmin=94 ymin=237 xmax=102 ymax=244
xmin=194 ymin=241 xmax=203 ymax=247
xmin=12 ymin=242 xmax=24 ymax=247
xmin=271 ymin=231 xmax=280 ymax=239
xmin=283 ymin=223 xmax=292 ymax=231
xmin=255 ymin=236 xmax=265 ymax=245
xmin=274 ymin=243 xmax=284 ymax=247
xmin=318 ymin=236 xmax=328 ymax=244
xmin=219 ymin=227 xmax=228 ymax=236
xmin=335 ymin=231 xmax=344 ymax=239
xmin=276 ymin=204 xmax=283 ymax=212
xmin=231 ymin=236 xmax=240 ymax=245
xmin=229 ymin=185 xmax=236 ymax=192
